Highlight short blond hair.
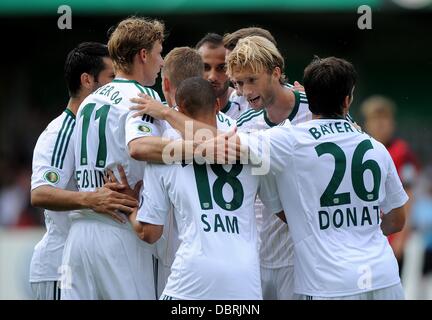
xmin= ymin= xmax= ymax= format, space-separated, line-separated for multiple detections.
xmin=223 ymin=27 xmax=277 ymax=51
xmin=360 ymin=95 xmax=396 ymax=119
xmin=108 ymin=17 xmax=165 ymax=74
xmin=226 ymin=36 xmax=285 ymax=84
xmin=162 ymin=47 xmax=204 ymax=88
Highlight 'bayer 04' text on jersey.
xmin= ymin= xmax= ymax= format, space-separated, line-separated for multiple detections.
xmin=30 ymin=108 xmax=76 ymax=282
xmin=236 ymin=88 xmax=310 ymax=269
xmin=73 ymin=78 xmax=163 ymax=227
xmin=240 ymin=119 xmax=408 ymax=297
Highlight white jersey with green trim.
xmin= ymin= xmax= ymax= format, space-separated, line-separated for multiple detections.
xmin=216 ymin=111 xmax=236 ymax=130
xmin=236 ymin=88 xmax=310 ymax=269
xmin=240 ymin=119 xmax=408 ymax=296
xmin=222 ymin=89 xmax=249 ymax=120
xmin=137 ymin=158 xmax=272 ymax=299
xmin=72 ymin=77 xmax=162 ymax=228
xmin=30 ymin=108 xmax=77 ymax=282
xmin=154 ymin=110 xmax=237 ymax=269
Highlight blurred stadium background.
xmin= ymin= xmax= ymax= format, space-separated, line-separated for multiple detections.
xmin=0 ymin=0 xmax=431 ymax=299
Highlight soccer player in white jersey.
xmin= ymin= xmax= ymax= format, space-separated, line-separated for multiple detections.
xmin=222 ymin=26 xmax=304 ymax=105
xmin=29 ymin=42 xmax=140 ymax=300
xmin=60 ymin=17 xmax=165 ymax=300
xmin=127 ymin=46 xmax=236 ymax=163
xmin=195 ymin=33 xmax=248 ymax=120
xmin=225 ymin=35 xmax=311 ymax=300
xmin=129 ymin=77 xmax=272 ymax=300
xmin=127 ymin=46 xmax=236 ymax=297
xmin=235 ymin=56 xmax=408 ymax=299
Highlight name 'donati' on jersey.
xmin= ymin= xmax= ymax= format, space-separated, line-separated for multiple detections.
xmin=318 ymin=205 xmax=380 ymax=230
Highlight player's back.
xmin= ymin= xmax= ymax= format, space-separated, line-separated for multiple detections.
xmin=63 ymin=78 xmax=159 ymax=300
xmin=73 ymin=78 xmax=160 ymax=225
xmin=142 ymin=160 xmax=262 ymax=300
xmin=264 ymin=118 xmax=407 ymax=296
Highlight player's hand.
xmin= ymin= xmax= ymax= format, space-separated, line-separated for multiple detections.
xmin=293 ymin=81 xmax=305 ymax=93
xmin=86 ymin=186 xmax=139 ymax=224
xmin=104 ymin=165 xmax=143 ymax=201
xmin=196 ymin=128 xmax=243 ymax=164
xmin=129 ymin=93 xmax=170 ymax=120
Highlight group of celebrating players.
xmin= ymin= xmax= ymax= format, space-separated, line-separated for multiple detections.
xmin=29 ymin=16 xmax=408 ymax=300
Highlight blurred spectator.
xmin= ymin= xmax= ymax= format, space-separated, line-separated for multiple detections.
xmin=361 ymin=95 xmax=420 ymax=274
xmin=0 ymin=157 xmax=43 ymax=228
xmin=412 ymin=166 xmax=432 ymax=276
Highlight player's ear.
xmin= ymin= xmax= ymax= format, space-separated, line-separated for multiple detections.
xmin=272 ymin=67 xmax=281 ymax=81
xmin=162 ymin=77 xmax=170 ymax=93
xmin=80 ymin=72 xmax=94 ymax=91
xmin=138 ymin=48 xmax=147 ymax=63
xmin=342 ymin=95 xmax=351 ymax=115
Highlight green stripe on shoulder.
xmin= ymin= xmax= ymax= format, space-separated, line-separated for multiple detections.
xmin=237 ymin=110 xmax=263 ymax=126
xmin=51 ymin=114 xmax=73 ymax=167
xmin=134 ymin=83 xmax=145 ymax=94
xmin=59 ymin=121 xmax=76 ymax=169
xmin=237 ymin=109 xmax=258 ymax=122
xmin=54 ymin=117 xmax=74 ymax=168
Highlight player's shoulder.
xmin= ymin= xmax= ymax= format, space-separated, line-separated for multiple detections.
xmin=91 ymin=79 xmax=160 ymax=107
xmin=237 ymin=108 xmax=264 ymax=127
xmin=216 ymin=112 xmax=236 ymax=131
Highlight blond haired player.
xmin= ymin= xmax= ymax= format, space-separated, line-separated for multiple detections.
xmin=226 ymin=36 xmax=310 ymax=299
xmin=61 ymin=17 xmax=165 ymax=299
xmin=235 ymin=56 xmax=407 ymax=299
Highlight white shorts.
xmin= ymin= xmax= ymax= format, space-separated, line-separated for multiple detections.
xmin=298 ymin=283 xmax=405 ymax=300
xmin=155 ymin=258 xmax=171 ymax=299
xmin=260 ymin=265 xmax=295 ymax=300
xmin=31 ymin=281 xmax=61 ymax=300
xmin=61 ymin=218 xmax=155 ymax=300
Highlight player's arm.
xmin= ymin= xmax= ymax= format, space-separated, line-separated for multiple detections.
xmin=129 ymin=163 xmax=170 ymax=244
xmin=379 ymin=145 xmax=410 ymax=236
xmin=128 ymin=136 xmax=196 ymax=163
xmin=31 ymin=166 xmax=140 ymax=224
xmin=31 ymin=185 xmax=137 ymax=214
xmin=130 ymin=94 xmax=219 ymax=137
xmin=128 ymin=209 xmax=163 ymax=244
xmin=380 ymin=206 xmax=406 ymax=236
xmin=258 ymin=172 xmax=287 ymax=223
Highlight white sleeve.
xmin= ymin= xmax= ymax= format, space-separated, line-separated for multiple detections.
xmin=258 ymin=172 xmax=283 ymax=215
xmin=238 ymin=121 xmax=294 ymax=175
xmin=31 ymin=117 xmax=76 ymax=191
xmin=136 ymin=164 xmax=171 ymax=225
xmin=380 ymin=151 xmax=409 ymax=214
xmin=125 ymin=88 xmax=167 ymax=144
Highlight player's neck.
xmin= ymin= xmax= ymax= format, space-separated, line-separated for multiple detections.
xmin=265 ymin=85 xmax=295 ymax=124
xmin=218 ymin=87 xmax=233 ymax=110
xmin=66 ymin=97 xmax=84 ymax=115
xmin=115 ymin=70 xmax=148 ymax=87
xmin=194 ymin=113 xmax=217 ymax=128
